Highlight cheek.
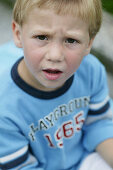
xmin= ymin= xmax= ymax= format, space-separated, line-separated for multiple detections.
xmin=23 ymin=38 xmax=43 ymax=59
xmin=23 ymin=41 xmax=44 ymax=63
xmin=66 ymin=52 xmax=83 ymax=72
xmin=24 ymin=48 xmax=43 ymax=72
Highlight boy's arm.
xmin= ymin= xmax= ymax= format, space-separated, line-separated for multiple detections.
xmin=83 ymin=58 xmax=113 ymax=167
xmin=0 ymin=118 xmax=41 ymax=169
xmin=96 ymin=138 xmax=113 ymax=168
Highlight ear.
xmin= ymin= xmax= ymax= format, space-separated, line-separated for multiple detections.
xmin=12 ymin=21 xmax=23 ymax=48
xmin=84 ymin=37 xmax=95 ymax=56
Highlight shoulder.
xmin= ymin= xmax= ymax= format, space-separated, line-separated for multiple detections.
xmin=0 ymin=68 xmax=21 ymax=117
xmin=0 ymin=68 xmax=15 ymax=101
xmin=74 ymin=54 xmax=108 ymax=97
xmin=77 ymin=54 xmax=106 ymax=80
xmin=82 ymin=53 xmax=105 ymax=70
xmin=0 ymin=68 xmax=12 ymax=90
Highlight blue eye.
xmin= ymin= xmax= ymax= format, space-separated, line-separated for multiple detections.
xmin=66 ymin=38 xmax=77 ymax=44
xmin=37 ymin=35 xmax=48 ymax=40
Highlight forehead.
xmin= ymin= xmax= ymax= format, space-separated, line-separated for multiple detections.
xmin=23 ymin=8 xmax=89 ymax=35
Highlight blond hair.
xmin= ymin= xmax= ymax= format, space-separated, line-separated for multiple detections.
xmin=13 ymin=0 xmax=102 ymax=38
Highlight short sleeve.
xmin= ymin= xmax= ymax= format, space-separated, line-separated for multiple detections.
xmin=83 ymin=62 xmax=113 ymax=152
xmin=0 ymin=117 xmax=39 ymax=169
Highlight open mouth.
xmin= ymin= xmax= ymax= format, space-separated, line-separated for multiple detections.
xmin=43 ymin=69 xmax=63 ymax=80
xmin=43 ymin=69 xmax=62 ymax=74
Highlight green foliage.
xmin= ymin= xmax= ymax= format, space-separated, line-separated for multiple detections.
xmin=0 ymin=0 xmax=14 ymax=8
xmin=102 ymin=0 xmax=113 ymax=14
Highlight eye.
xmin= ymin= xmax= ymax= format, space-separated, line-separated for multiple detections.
xmin=36 ymin=35 xmax=48 ymax=41
xmin=65 ymin=38 xmax=78 ymax=44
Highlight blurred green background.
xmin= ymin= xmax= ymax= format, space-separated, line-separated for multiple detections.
xmin=1 ymin=0 xmax=113 ymax=15
xmin=102 ymin=0 xmax=113 ymax=14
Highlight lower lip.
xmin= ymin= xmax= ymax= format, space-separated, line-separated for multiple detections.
xmin=43 ymin=71 xmax=62 ymax=80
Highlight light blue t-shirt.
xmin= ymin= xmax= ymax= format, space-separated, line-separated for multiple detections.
xmin=0 ymin=42 xmax=113 ymax=170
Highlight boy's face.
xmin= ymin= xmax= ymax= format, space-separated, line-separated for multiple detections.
xmin=13 ymin=8 xmax=94 ymax=92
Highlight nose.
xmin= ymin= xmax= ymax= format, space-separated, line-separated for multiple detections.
xmin=46 ymin=43 xmax=64 ymax=62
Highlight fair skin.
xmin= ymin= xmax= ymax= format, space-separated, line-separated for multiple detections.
xmin=12 ymin=8 xmax=93 ymax=91
xmin=12 ymin=7 xmax=113 ymax=168
xmin=96 ymin=139 xmax=113 ymax=168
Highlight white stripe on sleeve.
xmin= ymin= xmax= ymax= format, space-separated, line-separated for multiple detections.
xmin=89 ymin=96 xmax=109 ymax=110
xmin=0 ymin=145 xmax=28 ymax=164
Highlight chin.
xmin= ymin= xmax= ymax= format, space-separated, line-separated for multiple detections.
xmin=42 ymin=83 xmax=63 ymax=92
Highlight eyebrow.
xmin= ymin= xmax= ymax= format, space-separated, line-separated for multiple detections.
xmin=31 ymin=29 xmax=53 ymax=35
xmin=30 ymin=29 xmax=83 ymax=39
xmin=65 ymin=31 xmax=84 ymax=38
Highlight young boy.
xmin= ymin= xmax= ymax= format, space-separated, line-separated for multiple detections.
xmin=0 ymin=0 xmax=113 ymax=169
